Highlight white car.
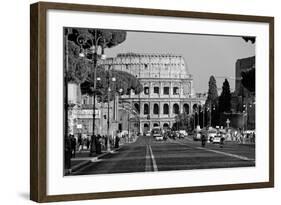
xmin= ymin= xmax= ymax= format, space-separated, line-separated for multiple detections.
xmin=212 ymin=136 xmax=221 ymax=143
xmin=152 ymin=128 xmax=164 ymax=141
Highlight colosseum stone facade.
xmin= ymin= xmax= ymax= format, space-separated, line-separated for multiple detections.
xmin=101 ymin=53 xmax=206 ymax=134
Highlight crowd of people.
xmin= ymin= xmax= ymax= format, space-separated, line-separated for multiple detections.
xmin=65 ymin=132 xmax=139 ymax=159
xmin=228 ymin=129 xmax=255 ymax=144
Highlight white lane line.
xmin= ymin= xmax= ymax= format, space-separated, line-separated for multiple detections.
xmin=149 ymin=145 xmax=158 ymax=171
xmin=196 ymin=146 xmax=255 ymax=161
xmin=145 ymin=145 xmax=152 ymax=172
xmin=170 ymin=140 xmax=254 ymax=161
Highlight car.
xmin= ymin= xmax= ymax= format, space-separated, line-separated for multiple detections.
xmin=207 ymin=130 xmax=217 ymax=142
xmin=151 ymin=127 xmax=164 ymax=141
xmin=212 ymin=135 xmax=221 ymax=143
xmin=179 ymin=130 xmax=188 ymax=138
xmin=193 ymin=132 xmax=201 ymax=141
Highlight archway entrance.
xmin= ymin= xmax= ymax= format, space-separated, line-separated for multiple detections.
xmin=143 ymin=123 xmax=150 ymax=134
xmin=153 ymin=123 xmax=159 ymax=127
xmin=163 ymin=123 xmax=169 ymax=130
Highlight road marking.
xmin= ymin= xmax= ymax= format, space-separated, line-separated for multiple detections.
xmin=149 ymin=146 xmax=158 ymax=171
xmin=145 ymin=145 xmax=152 ymax=172
xmin=170 ymin=140 xmax=254 ymax=161
xmin=196 ymin=146 xmax=255 ymax=161
xmin=145 ymin=145 xmax=158 ymax=172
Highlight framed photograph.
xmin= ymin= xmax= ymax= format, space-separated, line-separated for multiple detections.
xmin=30 ymin=1 xmax=274 ymax=202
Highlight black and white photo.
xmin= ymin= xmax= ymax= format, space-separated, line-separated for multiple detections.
xmin=63 ymin=28 xmax=256 ymax=176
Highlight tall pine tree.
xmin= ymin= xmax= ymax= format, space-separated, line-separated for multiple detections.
xmin=219 ymin=79 xmax=231 ymax=113
xmin=205 ymin=76 xmax=219 ymax=126
xmin=206 ymin=75 xmax=218 ymax=107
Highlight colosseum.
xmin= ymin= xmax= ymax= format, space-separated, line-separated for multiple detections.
xmin=101 ymin=53 xmax=206 ymax=134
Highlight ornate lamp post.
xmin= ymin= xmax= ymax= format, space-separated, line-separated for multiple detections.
xmin=77 ymin=30 xmax=108 ymax=156
xmin=106 ymin=66 xmax=116 ymax=152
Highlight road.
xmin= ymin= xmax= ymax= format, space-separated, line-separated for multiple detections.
xmin=71 ymin=135 xmax=255 ymax=175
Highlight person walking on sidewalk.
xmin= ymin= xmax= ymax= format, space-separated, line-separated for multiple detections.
xmin=70 ymin=135 xmax=76 ymax=158
xmin=77 ymin=133 xmax=82 ymax=152
xmin=96 ymin=134 xmax=102 ymax=154
xmin=86 ymin=137 xmax=90 ymax=150
xmin=115 ymin=134 xmax=120 ymax=148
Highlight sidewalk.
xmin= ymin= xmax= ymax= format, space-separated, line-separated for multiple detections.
xmin=65 ymin=135 xmax=140 ymax=175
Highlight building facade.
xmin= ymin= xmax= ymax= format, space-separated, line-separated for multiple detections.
xmin=102 ymin=53 xmax=206 ymax=134
xmin=67 ymin=53 xmax=206 ymax=136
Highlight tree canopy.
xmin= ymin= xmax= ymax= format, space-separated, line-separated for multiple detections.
xmin=67 ymin=28 xmax=127 ymax=50
xmin=218 ymin=79 xmax=231 ymax=113
xmin=64 ymin=28 xmax=143 ymax=101
xmin=80 ymin=67 xmax=143 ymax=102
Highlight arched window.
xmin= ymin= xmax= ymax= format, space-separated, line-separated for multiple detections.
xmin=144 ymin=103 xmax=149 ymax=115
xmin=153 ymin=104 xmax=159 ymax=115
xmin=163 ymin=104 xmax=169 ymax=114
xmin=173 ymin=103 xmax=179 ymax=114
xmin=163 ymin=123 xmax=169 ymax=129
xmin=183 ymin=103 xmax=190 ymax=114
xmin=193 ymin=104 xmax=198 ymax=112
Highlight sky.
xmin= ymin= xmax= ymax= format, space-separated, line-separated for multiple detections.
xmin=105 ymin=31 xmax=255 ymax=93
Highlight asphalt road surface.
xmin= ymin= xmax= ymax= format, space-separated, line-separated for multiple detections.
xmin=71 ymin=135 xmax=255 ymax=175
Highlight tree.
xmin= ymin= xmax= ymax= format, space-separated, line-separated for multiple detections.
xmin=80 ymin=66 xmax=143 ymax=102
xmin=205 ymin=76 xmax=219 ymax=126
xmin=218 ymin=79 xmax=231 ymax=113
xmin=205 ymin=76 xmax=218 ymax=107
xmin=174 ymin=113 xmax=193 ymax=130
xmin=65 ymin=28 xmax=143 ymax=101
xmin=65 ymin=28 xmax=127 ymax=84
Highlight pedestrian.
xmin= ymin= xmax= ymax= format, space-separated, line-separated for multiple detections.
xmin=220 ymin=136 xmax=225 ymax=148
xmin=96 ymin=134 xmax=102 ymax=154
xmin=115 ymin=134 xmax=120 ymax=148
xmin=70 ymin=135 xmax=76 ymax=158
xmin=64 ymin=134 xmax=72 ymax=169
xmin=77 ymin=133 xmax=82 ymax=151
xmin=86 ymin=137 xmax=90 ymax=150
xmin=201 ymin=134 xmax=207 ymax=147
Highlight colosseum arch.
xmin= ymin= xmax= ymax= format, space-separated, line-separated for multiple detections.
xmin=163 ymin=103 xmax=169 ymax=114
xmin=183 ymin=103 xmax=190 ymax=114
xmin=193 ymin=103 xmax=198 ymax=112
xmin=144 ymin=103 xmax=149 ymax=115
xmin=173 ymin=103 xmax=180 ymax=114
xmin=153 ymin=103 xmax=159 ymax=115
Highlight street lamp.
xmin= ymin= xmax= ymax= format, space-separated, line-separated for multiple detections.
xmin=77 ymin=29 xmax=109 ymax=156
xmin=106 ymin=67 xmax=117 ymax=152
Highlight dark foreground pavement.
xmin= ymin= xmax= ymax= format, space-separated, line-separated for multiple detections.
xmin=69 ymin=135 xmax=255 ymax=175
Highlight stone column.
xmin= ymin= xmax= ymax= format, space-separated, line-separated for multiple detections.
xmin=180 ymin=101 xmax=183 ymax=114
xmin=140 ymin=100 xmax=143 ymax=117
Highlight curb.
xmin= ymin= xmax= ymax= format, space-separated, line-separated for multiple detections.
xmin=67 ymin=147 xmax=122 ymax=174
